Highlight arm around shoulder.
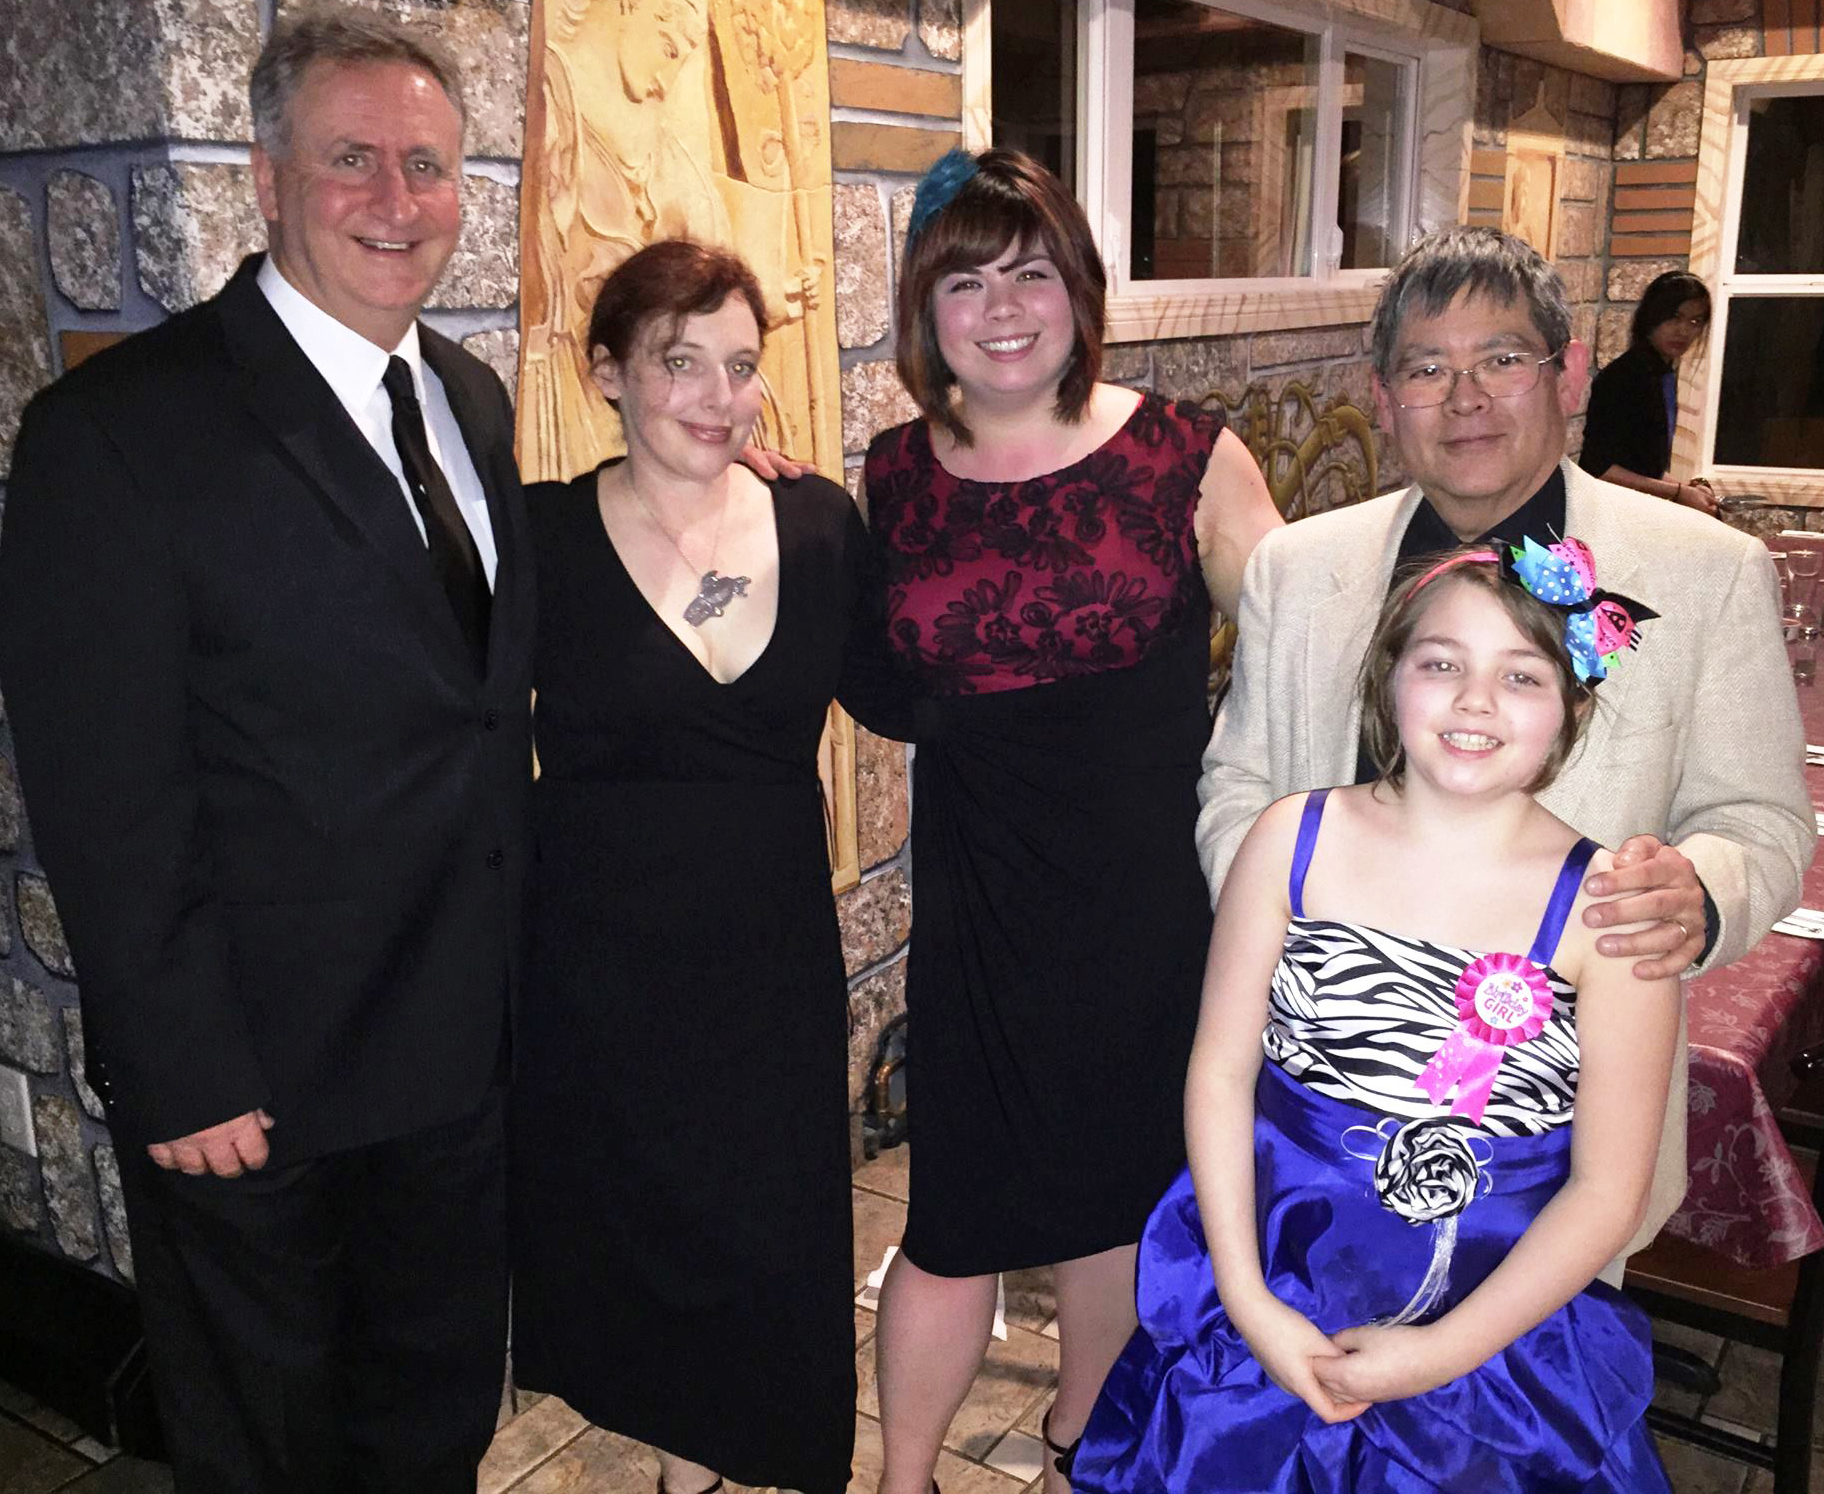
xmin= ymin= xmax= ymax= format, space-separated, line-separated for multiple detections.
xmin=834 ymin=475 xmax=918 ymax=742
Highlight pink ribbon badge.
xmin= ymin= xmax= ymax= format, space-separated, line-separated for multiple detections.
xmin=1414 ymin=951 xmax=1554 ymax=1124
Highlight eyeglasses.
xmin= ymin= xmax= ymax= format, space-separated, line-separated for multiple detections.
xmin=1390 ymin=349 xmax=1565 ymax=409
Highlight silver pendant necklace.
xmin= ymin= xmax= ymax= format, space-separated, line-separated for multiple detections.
xmin=628 ymin=480 xmax=751 ymax=629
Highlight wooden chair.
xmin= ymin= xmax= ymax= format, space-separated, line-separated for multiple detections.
xmin=1626 ymin=1045 xmax=1824 ymax=1493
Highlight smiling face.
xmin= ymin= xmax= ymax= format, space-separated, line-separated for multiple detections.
xmin=592 ymin=295 xmax=765 ymax=485
xmin=931 ymin=239 xmax=1077 ymax=410
xmin=1647 ymin=297 xmax=1710 ymax=363
xmin=1391 ymin=577 xmax=1571 ymax=800
xmin=1373 ymin=290 xmax=1590 ymax=538
xmin=253 ymin=59 xmax=463 ymax=350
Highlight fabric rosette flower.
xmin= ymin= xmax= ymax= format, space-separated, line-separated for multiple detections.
xmin=1372 ymin=1115 xmax=1487 ymax=1225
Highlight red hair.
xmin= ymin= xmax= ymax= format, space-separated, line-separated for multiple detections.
xmin=587 ymin=239 xmax=768 ymax=366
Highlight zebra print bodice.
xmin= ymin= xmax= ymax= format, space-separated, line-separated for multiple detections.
xmin=1264 ymin=919 xmax=1580 ymax=1137
xmin=1263 ymin=787 xmax=1594 ymax=1139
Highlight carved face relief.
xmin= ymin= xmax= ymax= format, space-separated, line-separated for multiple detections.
xmin=616 ymin=0 xmax=705 ymax=102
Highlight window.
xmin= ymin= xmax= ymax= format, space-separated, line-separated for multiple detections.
xmin=971 ymin=0 xmax=1473 ymax=340
xmin=1686 ymin=59 xmax=1824 ymax=494
xmin=1711 ymin=89 xmax=1824 ymax=472
xmin=1122 ymin=4 xmax=1416 ymax=283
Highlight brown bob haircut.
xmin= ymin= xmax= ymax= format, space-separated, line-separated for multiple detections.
xmin=1357 ymin=546 xmax=1595 ymax=792
xmin=587 ymin=239 xmax=769 ymax=378
xmin=894 ymin=149 xmax=1106 ymax=446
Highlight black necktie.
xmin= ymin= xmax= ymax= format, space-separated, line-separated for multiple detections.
xmin=382 ymin=356 xmax=490 ymax=669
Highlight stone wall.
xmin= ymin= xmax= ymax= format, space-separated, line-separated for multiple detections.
xmin=1467 ymin=49 xmax=1618 ymax=458
xmin=0 ymin=0 xmax=922 ymax=1281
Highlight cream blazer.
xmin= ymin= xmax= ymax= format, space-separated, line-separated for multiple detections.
xmin=1195 ymin=461 xmax=1815 ymax=1268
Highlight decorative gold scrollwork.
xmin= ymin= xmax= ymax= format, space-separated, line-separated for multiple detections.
xmin=1197 ymin=380 xmax=1380 ymax=696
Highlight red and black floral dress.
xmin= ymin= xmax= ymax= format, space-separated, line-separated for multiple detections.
xmin=865 ymin=393 xmax=1226 ymax=1274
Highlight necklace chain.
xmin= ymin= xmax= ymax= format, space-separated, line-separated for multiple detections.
xmin=626 ymin=475 xmax=729 ymax=578
xmin=618 ymin=471 xmax=752 ymax=629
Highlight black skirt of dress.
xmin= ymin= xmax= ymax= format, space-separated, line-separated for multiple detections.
xmin=899 ymin=624 xmax=1216 ymax=1276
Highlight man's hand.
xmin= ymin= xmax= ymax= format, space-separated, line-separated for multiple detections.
xmin=1582 ymin=834 xmax=1706 ymax=979
xmin=738 ymin=445 xmax=809 ymax=483
xmin=147 ymin=1109 xmax=274 ymax=1177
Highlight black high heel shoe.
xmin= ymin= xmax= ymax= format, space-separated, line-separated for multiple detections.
xmin=1042 ymin=1407 xmax=1081 ymax=1481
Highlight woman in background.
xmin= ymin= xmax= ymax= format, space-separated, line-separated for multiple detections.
xmin=1578 ymin=271 xmax=1716 ymax=515
xmin=862 ymin=148 xmax=1281 ymax=1494
xmin=508 ymin=239 xmax=908 ymax=1494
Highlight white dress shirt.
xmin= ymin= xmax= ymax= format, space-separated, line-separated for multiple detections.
xmin=257 ymin=257 xmax=498 ymax=588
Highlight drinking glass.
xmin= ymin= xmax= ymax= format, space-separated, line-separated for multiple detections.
xmin=1786 ymin=600 xmax=1820 ymax=685
xmin=1787 ymin=548 xmax=1821 ymax=618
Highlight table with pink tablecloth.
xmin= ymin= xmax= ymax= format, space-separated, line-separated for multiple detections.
xmin=1662 ymin=685 xmax=1824 ymax=1269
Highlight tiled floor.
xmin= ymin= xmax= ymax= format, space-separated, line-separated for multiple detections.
xmin=2 ymin=1142 xmax=1819 ymax=1493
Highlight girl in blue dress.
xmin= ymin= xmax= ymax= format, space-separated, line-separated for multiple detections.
xmin=1073 ymin=540 xmax=1676 ymax=1492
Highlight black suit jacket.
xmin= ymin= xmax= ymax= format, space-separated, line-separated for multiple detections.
xmin=0 ymin=256 xmax=534 ymax=1164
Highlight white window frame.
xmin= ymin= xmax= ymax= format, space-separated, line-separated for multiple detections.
xmin=1684 ymin=56 xmax=1824 ymax=502
xmin=962 ymin=0 xmax=1477 ymax=343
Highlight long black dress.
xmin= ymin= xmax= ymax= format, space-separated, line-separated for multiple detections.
xmin=863 ymin=394 xmax=1222 ymax=1276
xmin=507 ymin=470 xmax=907 ymax=1494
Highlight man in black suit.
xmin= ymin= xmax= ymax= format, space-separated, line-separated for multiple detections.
xmin=0 ymin=11 xmax=532 ymax=1490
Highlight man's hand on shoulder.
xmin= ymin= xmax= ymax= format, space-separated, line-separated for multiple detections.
xmin=148 ymin=1109 xmax=275 ymax=1177
xmin=1581 ymin=834 xmax=1706 ymax=979
xmin=739 ymin=444 xmax=809 ymax=482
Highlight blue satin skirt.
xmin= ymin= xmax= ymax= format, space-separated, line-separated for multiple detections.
xmin=1072 ymin=1062 xmax=1670 ymax=1493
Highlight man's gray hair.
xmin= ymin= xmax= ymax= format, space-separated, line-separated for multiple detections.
xmin=1369 ymin=227 xmax=1573 ymax=378
xmin=250 ymin=7 xmax=467 ymax=157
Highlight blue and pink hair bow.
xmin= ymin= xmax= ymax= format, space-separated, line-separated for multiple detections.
xmin=1412 ymin=535 xmax=1655 ymax=686
xmin=1501 ymin=536 xmax=1656 ymax=685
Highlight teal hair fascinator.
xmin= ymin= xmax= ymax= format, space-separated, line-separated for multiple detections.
xmin=907 ymin=148 xmax=981 ymax=245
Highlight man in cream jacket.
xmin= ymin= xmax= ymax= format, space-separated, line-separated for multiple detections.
xmin=1197 ymin=227 xmax=1814 ymax=1271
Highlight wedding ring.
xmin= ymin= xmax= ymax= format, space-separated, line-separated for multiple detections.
xmin=1672 ymin=919 xmax=1690 ymax=944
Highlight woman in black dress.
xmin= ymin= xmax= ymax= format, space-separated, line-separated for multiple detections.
xmin=863 ymin=150 xmax=1282 ymax=1494
xmin=507 ymin=240 xmax=907 ymax=1494
xmin=1578 ymin=271 xmax=1716 ymax=515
